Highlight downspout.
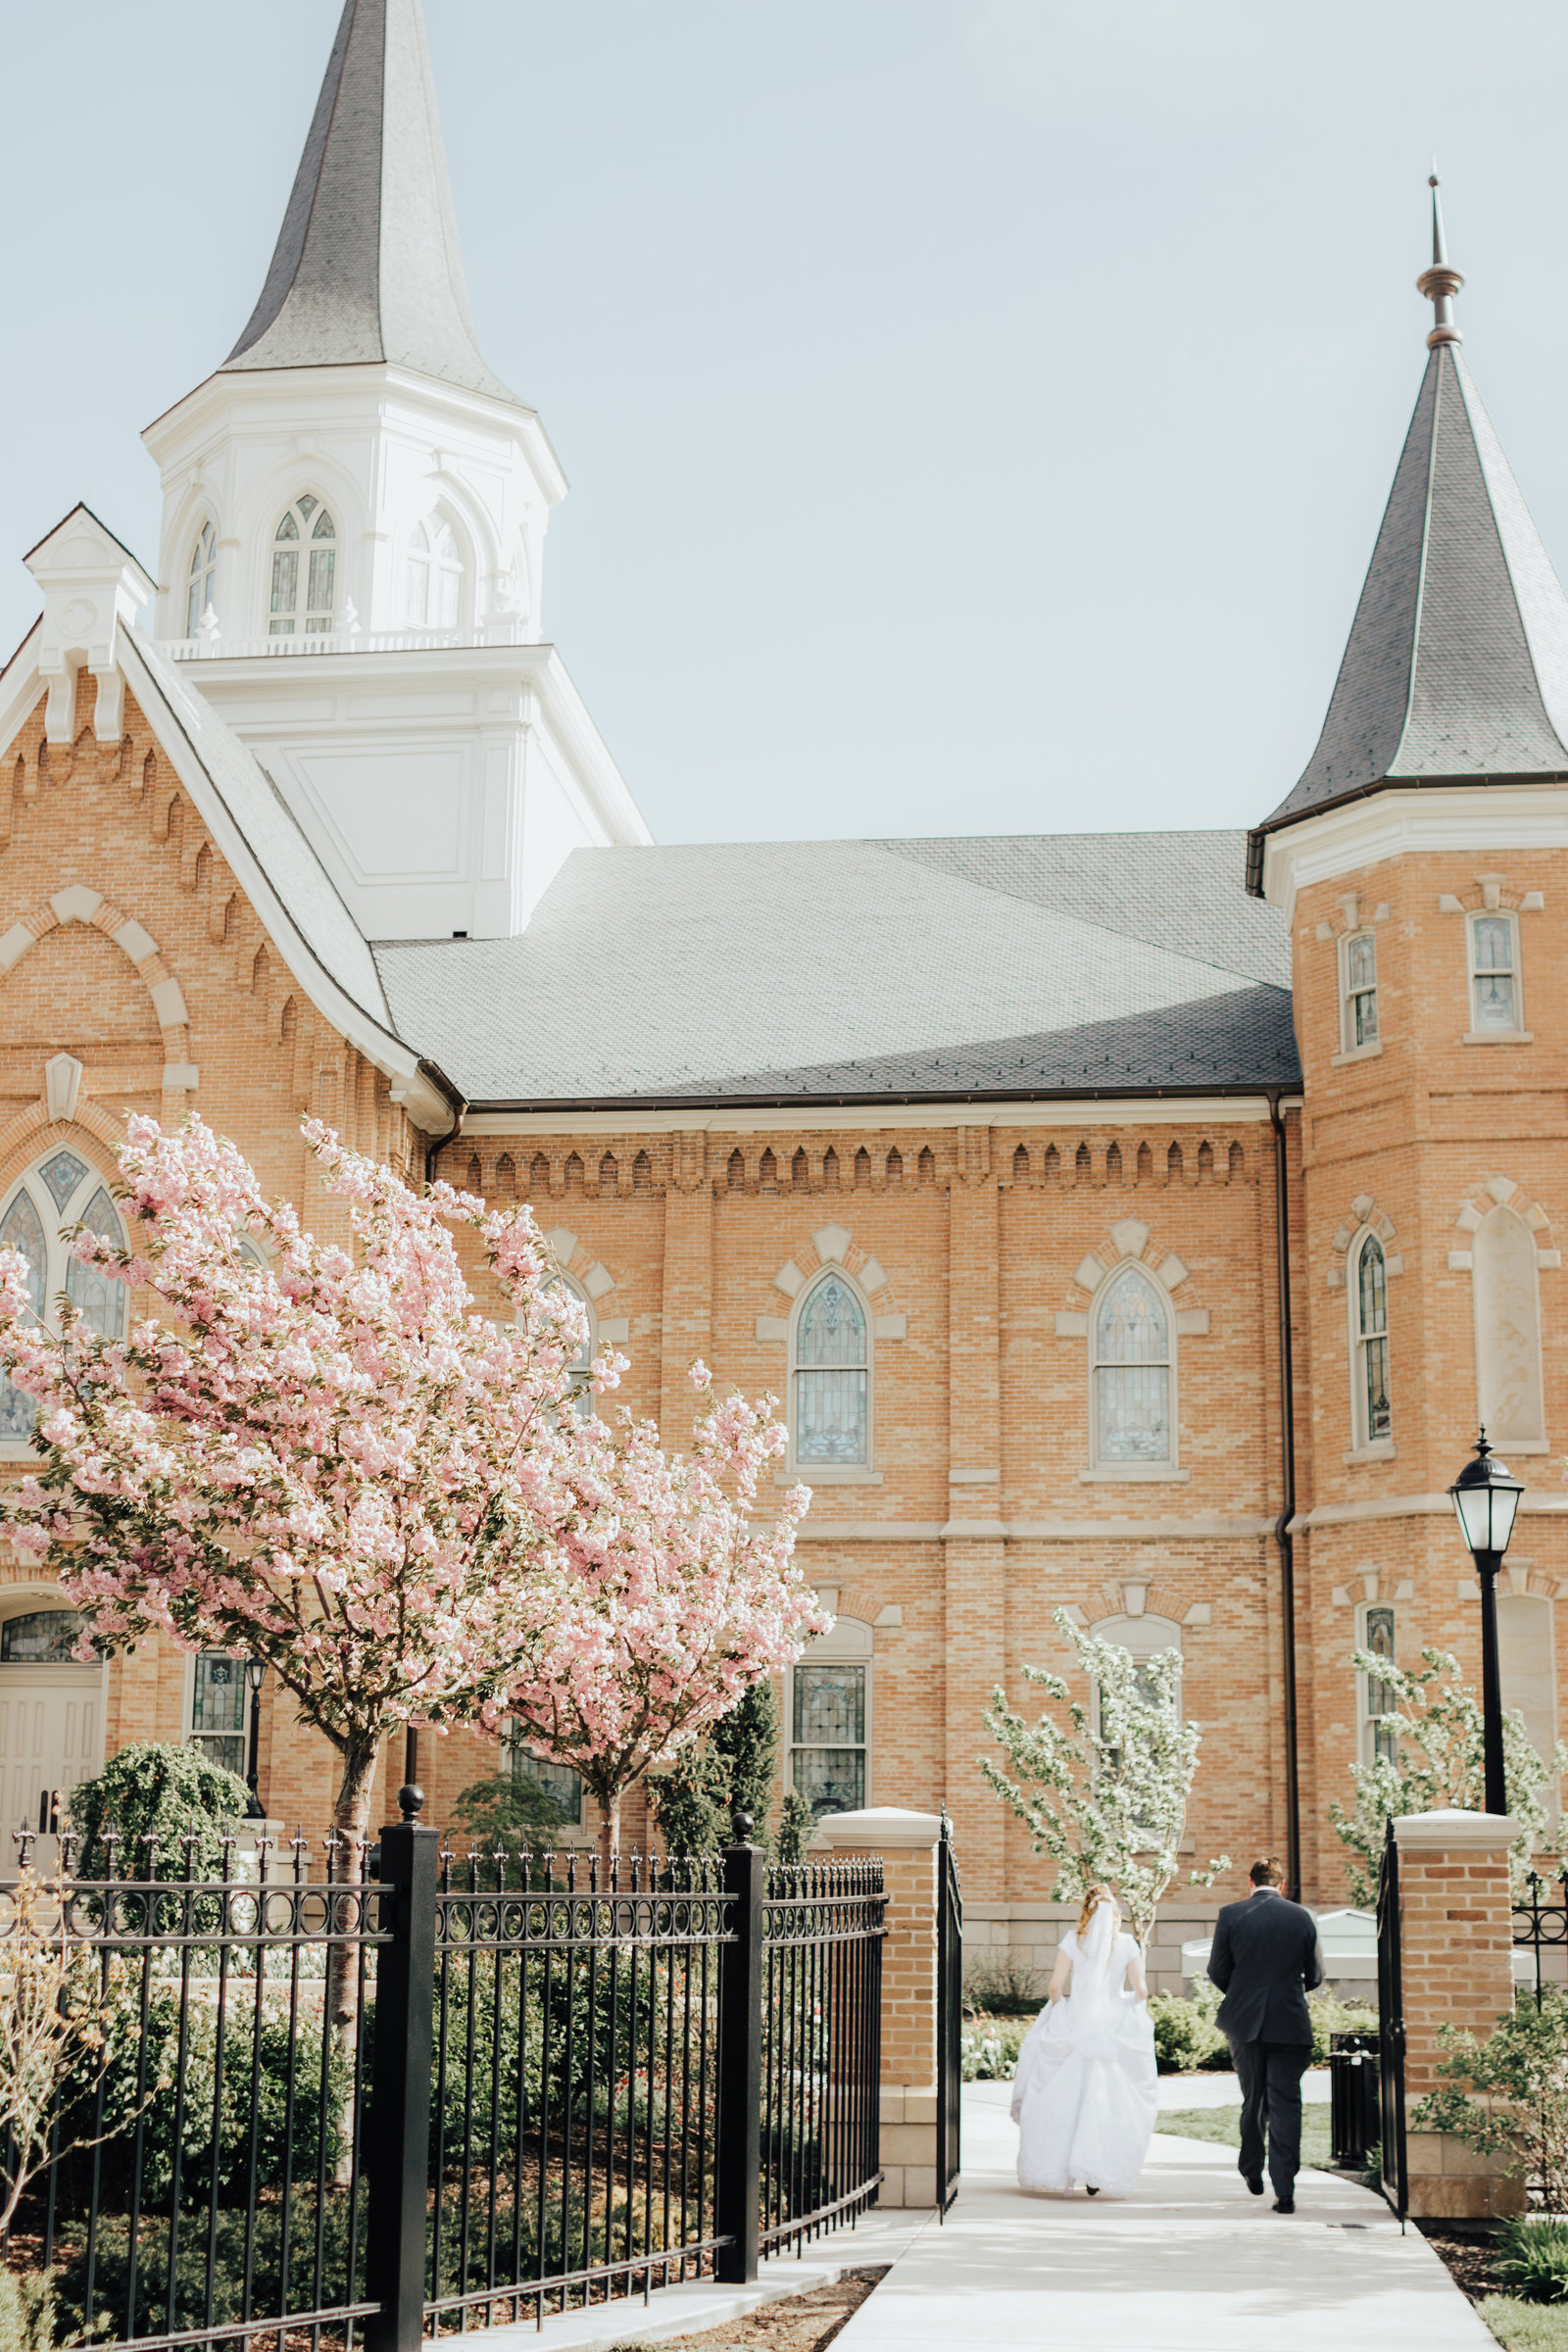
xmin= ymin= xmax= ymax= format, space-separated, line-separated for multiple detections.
xmin=1268 ymin=1090 xmax=1301 ymax=1901
xmin=418 ymin=1057 xmax=466 ymax=1188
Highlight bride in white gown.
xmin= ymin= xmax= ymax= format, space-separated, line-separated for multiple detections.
xmin=1010 ymin=1885 xmax=1158 ymax=2197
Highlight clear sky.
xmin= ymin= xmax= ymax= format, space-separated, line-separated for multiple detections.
xmin=4 ymin=2 xmax=1568 ymax=849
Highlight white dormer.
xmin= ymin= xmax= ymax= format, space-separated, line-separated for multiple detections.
xmin=136 ymin=0 xmax=650 ymax=940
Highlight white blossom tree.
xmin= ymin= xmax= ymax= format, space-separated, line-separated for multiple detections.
xmin=980 ymin=1607 xmax=1229 ymax=1949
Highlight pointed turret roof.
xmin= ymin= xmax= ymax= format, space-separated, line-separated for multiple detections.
xmin=221 ymin=0 xmax=521 ymax=407
xmin=1250 ymin=184 xmax=1568 ymax=880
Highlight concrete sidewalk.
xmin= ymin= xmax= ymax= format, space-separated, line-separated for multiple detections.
xmin=831 ymin=2082 xmax=1494 ymax=2352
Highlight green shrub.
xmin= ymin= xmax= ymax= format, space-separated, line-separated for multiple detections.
xmin=1494 ymin=2217 xmax=1568 ymax=2306
xmin=1417 ymin=1986 xmax=1568 ymax=2208
xmin=0 ymin=2271 xmax=63 ymax=2352
xmin=66 ymin=1741 xmax=251 ymax=1885
xmin=449 ymin=1771 xmax=568 ymax=1846
xmin=1150 ymin=1981 xmax=1226 ymax=2074
xmin=1306 ymin=1987 xmax=1379 ymax=2067
xmin=962 ymin=1957 xmax=1047 ymax=2018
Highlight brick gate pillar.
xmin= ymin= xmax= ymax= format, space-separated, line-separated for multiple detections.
xmin=817 ymin=1805 xmax=943 ymax=2209
xmin=1395 ymin=1807 xmax=1525 ymax=2220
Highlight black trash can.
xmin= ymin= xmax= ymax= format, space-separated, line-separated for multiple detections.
xmin=1329 ymin=2030 xmax=1380 ymax=2168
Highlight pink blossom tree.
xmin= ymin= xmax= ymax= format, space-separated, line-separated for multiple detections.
xmin=0 ymin=1117 xmax=822 ymax=1878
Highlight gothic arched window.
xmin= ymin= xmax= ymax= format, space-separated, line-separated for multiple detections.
xmin=793 ymin=1272 xmax=869 ymax=1466
xmin=0 ymin=1152 xmax=126 ymax=1446
xmin=405 ymin=517 xmax=463 ymax=629
xmin=1351 ymin=1231 xmax=1392 ymax=1447
xmin=1092 ymin=1265 xmax=1171 ymax=1466
xmin=538 ymin=1274 xmax=594 ymax=1419
xmin=270 ymin=495 xmax=338 ymax=636
xmin=186 ymin=522 xmax=218 ymax=637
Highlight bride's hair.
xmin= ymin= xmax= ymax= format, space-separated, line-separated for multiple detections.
xmin=1077 ymin=1885 xmax=1117 ymax=1936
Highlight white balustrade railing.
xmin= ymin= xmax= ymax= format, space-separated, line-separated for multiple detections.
xmin=165 ymin=625 xmax=500 ymax=660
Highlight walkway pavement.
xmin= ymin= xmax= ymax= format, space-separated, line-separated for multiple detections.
xmin=831 ymin=2082 xmax=1494 ymax=2352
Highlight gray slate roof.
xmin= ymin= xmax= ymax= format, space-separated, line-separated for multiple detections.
xmin=127 ymin=633 xmax=397 ymax=1037
xmin=373 ymin=832 xmax=1296 ymax=1108
xmin=222 ymin=0 xmax=523 ymax=408
xmin=1259 ymin=342 xmax=1568 ymax=838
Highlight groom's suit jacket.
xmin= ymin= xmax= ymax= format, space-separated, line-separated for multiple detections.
xmin=1206 ymin=1886 xmax=1326 ymax=2045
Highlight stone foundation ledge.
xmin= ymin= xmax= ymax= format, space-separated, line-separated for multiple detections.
xmin=878 ymin=2082 xmax=939 ymax=2212
xmin=1405 ymin=2130 xmax=1526 ymax=2221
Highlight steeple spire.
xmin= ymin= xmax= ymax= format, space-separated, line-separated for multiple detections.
xmin=1249 ymin=181 xmax=1568 ymax=883
xmin=1417 ymin=172 xmax=1463 ymax=348
xmin=221 ymin=0 xmax=520 ymax=407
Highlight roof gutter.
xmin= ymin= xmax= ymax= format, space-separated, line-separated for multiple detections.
xmin=461 ymin=1075 xmax=1299 ymax=1119
xmin=419 ymin=1057 xmax=466 ymax=1187
xmin=1246 ymin=769 xmax=1568 ymax=898
xmin=1268 ymin=1088 xmax=1301 ymax=1901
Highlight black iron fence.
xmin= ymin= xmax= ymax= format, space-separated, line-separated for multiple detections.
xmin=1513 ymin=1866 xmax=1568 ymax=2004
xmin=934 ymin=1815 xmax=960 ymax=2220
xmin=1375 ymin=1816 xmax=1408 ymax=2222
xmin=1 ymin=1799 xmax=888 ymax=2352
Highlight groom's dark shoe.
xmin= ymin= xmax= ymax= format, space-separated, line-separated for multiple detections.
xmin=1273 ymin=2196 xmax=1295 ymax=2214
xmin=1245 ymin=2174 xmax=1264 ymax=2196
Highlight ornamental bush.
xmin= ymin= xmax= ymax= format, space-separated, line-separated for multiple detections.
xmin=1416 ymin=1986 xmax=1568 ymax=2209
xmin=1493 ymin=2215 xmax=1568 ymax=2305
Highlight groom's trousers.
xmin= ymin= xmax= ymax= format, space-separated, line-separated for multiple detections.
xmin=1230 ymin=2037 xmax=1312 ymax=2197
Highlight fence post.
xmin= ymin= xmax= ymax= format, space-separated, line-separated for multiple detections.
xmin=715 ymin=1812 xmax=765 ymax=2284
xmin=817 ymin=1807 xmax=943 ymax=2209
xmin=365 ymin=1786 xmax=440 ymax=2352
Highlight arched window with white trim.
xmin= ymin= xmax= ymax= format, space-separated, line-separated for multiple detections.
xmin=789 ymin=1615 xmax=871 ymax=1817
xmin=1350 ymin=1230 xmax=1392 ymax=1448
xmin=792 ymin=1270 xmax=869 ymax=1467
xmin=270 ymin=495 xmax=338 ymax=635
xmin=1341 ymin=929 xmax=1378 ymax=1052
xmin=1499 ymin=1593 xmax=1559 ymax=1785
xmin=186 ymin=522 xmax=218 ymax=636
xmin=1091 ymin=1265 xmax=1171 ymax=1466
xmin=0 ymin=1151 xmax=126 ymax=1446
xmin=1469 ymin=911 xmax=1523 ymax=1035
xmin=405 ymin=516 xmax=464 ymax=629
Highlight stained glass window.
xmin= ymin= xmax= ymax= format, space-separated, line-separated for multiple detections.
xmin=1361 ymin=1604 xmax=1396 ymax=1766
xmin=0 ymin=1186 xmax=45 ymax=1441
xmin=66 ymin=1188 xmax=124 ymax=1339
xmin=791 ymin=1662 xmax=866 ymax=1815
xmin=186 ymin=522 xmax=218 ymax=637
xmin=270 ymin=500 xmax=337 ymax=636
xmin=40 ymin=1151 xmax=87 ymax=1212
xmin=189 ymin=1652 xmax=247 ymax=1780
xmin=0 ymin=1609 xmax=85 ymax=1661
xmin=1094 ymin=1267 xmax=1170 ymax=1463
xmin=1344 ymin=931 xmax=1378 ymax=1048
xmin=1471 ymin=913 xmax=1519 ymax=1031
xmin=405 ymin=517 xmax=463 ymax=630
xmin=1354 ymin=1234 xmax=1391 ymax=1444
xmin=794 ymin=1275 xmax=867 ymax=1464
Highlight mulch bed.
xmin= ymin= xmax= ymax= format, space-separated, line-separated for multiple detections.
xmin=1419 ymin=2224 xmax=1500 ymax=2302
xmin=609 ymin=2265 xmax=889 ymax=2352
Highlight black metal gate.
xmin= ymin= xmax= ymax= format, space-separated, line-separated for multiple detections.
xmin=1375 ymin=1816 xmax=1408 ymax=2222
xmin=935 ymin=1810 xmax=962 ymax=2218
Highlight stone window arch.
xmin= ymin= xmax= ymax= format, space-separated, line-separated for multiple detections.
xmin=269 ymin=495 xmax=338 ymax=636
xmin=0 ymin=1148 xmax=126 ymax=1446
xmin=1086 ymin=1609 xmax=1183 ymax=1745
xmin=791 ymin=1267 xmax=872 ymax=1471
xmin=185 ymin=521 xmax=218 ymax=637
xmin=1348 ymin=1228 xmax=1393 ymax=1452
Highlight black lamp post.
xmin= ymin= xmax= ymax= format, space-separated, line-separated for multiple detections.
xmin=1448 ymin=1429 xmax=1524 ymax=1818
xmin=244 ymin=1659 xmax=267 ymax=1821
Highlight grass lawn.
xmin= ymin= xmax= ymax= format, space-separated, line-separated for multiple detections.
xmin=1476 ymin=2299 xmax=1568 ymax=2349
xmin=1155 ymin=2102 xmax=1334 ymax=2173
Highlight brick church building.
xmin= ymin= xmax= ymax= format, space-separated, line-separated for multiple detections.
xmin=1 ymin=1 xmax=1564 ymax=1913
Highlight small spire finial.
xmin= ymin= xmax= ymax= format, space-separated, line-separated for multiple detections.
xmin=1417 ymin=172 xmax=1463 ymax=349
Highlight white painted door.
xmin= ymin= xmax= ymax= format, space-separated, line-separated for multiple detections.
xmin=0 ymin=1666 xmax=105 ymax=1850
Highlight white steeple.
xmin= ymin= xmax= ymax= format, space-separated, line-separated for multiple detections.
xmin=138 ymin=0 xmax=649 ymax=941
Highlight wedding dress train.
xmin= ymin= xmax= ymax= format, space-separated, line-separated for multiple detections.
xmin=1009 ymin=1904 xmax=1158 ymax=2196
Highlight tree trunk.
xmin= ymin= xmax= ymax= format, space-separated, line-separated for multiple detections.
xmin=599 ymin=1788 xmax=622 ymax=1873
xmin=326 ymin=1740 xmax=380 ymax=2185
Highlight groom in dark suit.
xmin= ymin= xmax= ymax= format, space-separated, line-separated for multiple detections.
xmin=1206 ymin=1857 xmax=1326 ymax=2213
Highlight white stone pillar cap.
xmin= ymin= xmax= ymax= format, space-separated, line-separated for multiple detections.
xmin=814 ymin=1805 xmax=943 ymax=1850
xmin=1393 ymin=1807 xmax=1521 ymax=1850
